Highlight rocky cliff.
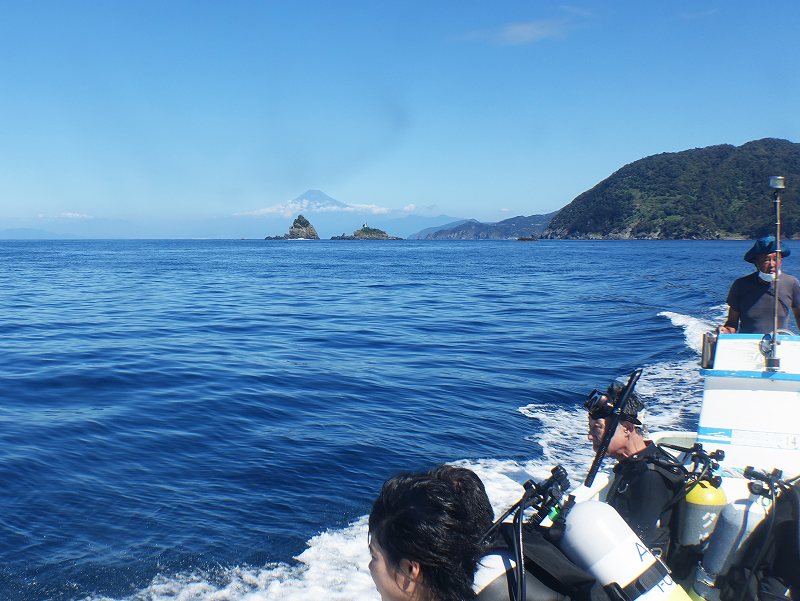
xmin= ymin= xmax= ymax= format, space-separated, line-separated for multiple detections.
xmin=265 ymin=215 xmax=320 ymax=240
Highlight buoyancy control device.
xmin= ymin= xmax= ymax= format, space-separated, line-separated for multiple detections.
xmin=474 ymin=461 xmax=702 ymax=601
xmin=476 ymin=526 xmax=595 ymax=601
xmin=713 ymin=468 xmax=800 ymax=601
xmin=474 ymin=363 xmax=724 ymax=601
xmin=660 ymin=444 xmax=727 ymax=577
xmin=475 ymin=465 xmax=611 ymax=601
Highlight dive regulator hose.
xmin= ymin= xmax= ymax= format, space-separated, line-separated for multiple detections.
xmin=480 ymin=466 xmax=570 ymax=601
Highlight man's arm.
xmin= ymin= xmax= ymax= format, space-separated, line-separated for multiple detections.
xmin=720 ymin=279 xmax=741 ymax=334
xmin=791 ymin=277 xmax=800 ymax=332
xmin=791 ymin=306 xmax=800 ymax=332
xmin=720 ymin=307 xmax=739 ymax=334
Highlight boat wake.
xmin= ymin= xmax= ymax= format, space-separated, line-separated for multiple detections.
xmin=658 ymin=308 xmax=724 ymax=354
xmin=87 ymin=310 xmax=712 ymax=601
xmin=90 ymin=464 xmax=533 ymax=601
xmin=518 ymin=308 xmax=712 ymax=477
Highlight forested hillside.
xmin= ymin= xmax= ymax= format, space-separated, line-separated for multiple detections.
xmin=419 ymin=212 xmax=557 ymax=240
xmin=543 ymin=138 xmax=800 ymax=239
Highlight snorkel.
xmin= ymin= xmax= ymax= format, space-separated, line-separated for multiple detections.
xmin=583 ymin=368 xmax=643 ymax=487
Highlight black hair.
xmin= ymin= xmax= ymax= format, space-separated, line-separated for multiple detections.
xmin=606 ymin=381 xmax=645 ymax=432
xmin=426 ymin=464 xmax=494 ymax=537
xmin=369 ymin=471 xmax=483 ymax=601
xmin=606 ymin=381 xmax=644 ymax=415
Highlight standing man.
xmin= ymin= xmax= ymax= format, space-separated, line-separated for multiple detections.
xmin=585 ymin=382 xmax=685 ymax=558
xmin=721 ymin=236 xmax=800 ymax=334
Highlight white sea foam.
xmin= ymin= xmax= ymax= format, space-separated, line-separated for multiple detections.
xmin=658 ymin=311 xmax=714 ymax=354
xmin=519 ymin=310 xmax=709 ymax=480
xmin=87 ymin=459 xmax=540 ymax=601
xmin=518 ymin=401 xmax=598 ymax=477
xmin=92 ymin=519 xmax=378 ymax=601
xmin=94 ymin=310 xmax=710 ymax=601
xmin=86 ymin=460 xmax=535 ymax=601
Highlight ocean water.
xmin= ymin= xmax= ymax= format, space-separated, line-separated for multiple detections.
xmin=0 ymin=239 xmax=753 ymax=601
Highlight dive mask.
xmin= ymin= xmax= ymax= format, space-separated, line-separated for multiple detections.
xmin=584 ymin=388 xmax=641 ymax=425
xmin=584 ymin=389 xmax=613 ymax=419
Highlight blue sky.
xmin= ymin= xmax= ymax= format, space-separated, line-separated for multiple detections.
xmin=2 ymin=1 xmax=800 ymax=237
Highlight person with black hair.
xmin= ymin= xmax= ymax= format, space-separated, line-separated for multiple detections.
xmin=369 ymin=470 xmax=485 ymax=601
xmin=585 ymin=381 xmax=685 ymax=557
xmin=426 ymin=464 xmax=495 ymax=538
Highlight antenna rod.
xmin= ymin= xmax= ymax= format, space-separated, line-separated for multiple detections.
xmin=768 ymin=175 xmax=785 ymax=371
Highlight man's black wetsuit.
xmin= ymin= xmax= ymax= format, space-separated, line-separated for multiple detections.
xmin=604 ymin=443 xmax=684 ymax=557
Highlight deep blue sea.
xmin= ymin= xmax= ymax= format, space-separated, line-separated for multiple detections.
xmin=0 ymin=239 xmax=753 ymax=601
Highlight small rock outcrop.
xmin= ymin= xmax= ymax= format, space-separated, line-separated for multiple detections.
xmin=330 ymin=224 xmax=402 ymax=240
xmin=265 ymin=215 xmax=320 ymax=240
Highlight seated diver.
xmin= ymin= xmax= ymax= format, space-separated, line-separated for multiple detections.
xmin=720 ymin=235 xmax=800 ymax=334
xmin=368 ymin=467 xmax=486 ymax=601
xmin=370 ymin=464 xmax=606 ymax=601
xmin=427 ymin=466 xmax=605 ymax=601
xmin=584 ymin=381 xmax=685 ymax=558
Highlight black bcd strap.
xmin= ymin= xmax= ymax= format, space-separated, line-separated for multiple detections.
xmin=483 ymin=522 xmax=611 ymax=601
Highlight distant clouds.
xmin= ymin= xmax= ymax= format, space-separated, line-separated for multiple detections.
xmin=58 ymin=212 xmax=94 ymax=220
xmin=463 ymin=7 xmax=590 ymax=46
xmin=492 ymin=19 xmax=570 ymax=45
xmin=233 ymin=189 xmax=428 ymax=219
xmin=347 ymin=203 xmax=391 ymax=215
xmin=236 ymin=200 xmax=392 ymax=218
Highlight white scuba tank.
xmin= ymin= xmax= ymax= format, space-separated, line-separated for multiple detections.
xmin=559 ymin=501 xmax=690 ymax=601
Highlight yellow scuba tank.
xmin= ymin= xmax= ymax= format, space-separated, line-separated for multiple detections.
xmin=560 ymin=501 xmax=691 ymax=601
xmin=677 ymin=481 xmax=727 ymax=547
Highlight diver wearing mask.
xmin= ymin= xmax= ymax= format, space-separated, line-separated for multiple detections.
xmin=584 ymin=383 xmax=685 ymax=559
xmin=720 ymin=236 xmax=800 ymax=334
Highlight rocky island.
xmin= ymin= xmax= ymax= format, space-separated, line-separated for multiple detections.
xmin=331 ymin=224 xmax=402 ymax=240
xmin=265 ymin=215 xmax=320 ymax=240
